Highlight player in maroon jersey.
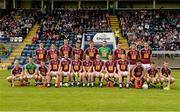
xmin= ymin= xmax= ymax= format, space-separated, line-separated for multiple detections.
xmin=159 ymin=61 xmax=175 ymax=89
xmin=140 ymin=42 xmax=152 ymax=70
xmin=132 ymin=60 xmax=146 ymax=88
xmin=146 ymin=62 xmax=159 ymax=88
xmin=117 ymin=54 xmax=130 ymax=88
xmin=127 ymin=43 xmax=140 ymax=70
xmin=104 ymin=55 xmax=118 ymax=87
xmin=71 ymin=54 xmax=83 ymax=86
xmin=85 ymin=40 xmax=98 ymax=60
xmin=59 ymin=38 xmax=72 ymax=58
xmin=72 ymin=42 xmax=84 ymax=60
xmin=82 ymin=55 xmax=93 ymax=87
xmin=47 ymin=54 xmax=61 ymax=87
xmin=114 ymin=43 xmax=126 ymax=60
xmin=92 ymin=54 xmax=104 ymax=87
xmin=60 ymin=54 xmax=72 ymax=86
xmin=6 ymin=60 xmax=24 ymax=87
xmin=37 ymin=61 xmax=48 ymax=86
xmin=48 ymin=44 xmax=59 ymax=60
xmin=36 ymin=43 xmax=47 ymax=64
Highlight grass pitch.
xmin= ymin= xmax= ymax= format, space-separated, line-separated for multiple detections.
xmin=0 ymin=70 xmax=180 ymax=111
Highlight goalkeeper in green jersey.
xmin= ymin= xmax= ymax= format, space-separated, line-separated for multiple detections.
xmin=98 ymin=41 xmax=111 ymax=61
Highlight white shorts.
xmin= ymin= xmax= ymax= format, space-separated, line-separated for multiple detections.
xmin=142 ymin=64 xmax=150 ymax=70
xmin=93 ymin=72 xmax=102 ymax=77
xmin=50 ymin=71 xmax=59 ymax=77
xmin=26 ymin=74 xmax=34 ymax=79
xmin=119 ymin=71 xmax=129 ymax=76
xmin=106 ymin=73 xmax=118 ymax=78
xmin=62 ymin=71 xmax=70 ymax=76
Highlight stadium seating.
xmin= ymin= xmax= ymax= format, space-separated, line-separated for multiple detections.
xmin=0 ymin=9 xmax=37 ymax=43
xmin=1 ymin=9 xmax=179 ymax=68
xmin=117 ymin=9 xmax=180 ymax=51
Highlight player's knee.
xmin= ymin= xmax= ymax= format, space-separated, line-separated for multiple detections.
xmin=171 ymin=78 xmax=175 ymax=83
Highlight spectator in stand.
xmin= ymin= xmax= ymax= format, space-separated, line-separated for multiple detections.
xmin=118 ymin=9 xmax=179 ymax=51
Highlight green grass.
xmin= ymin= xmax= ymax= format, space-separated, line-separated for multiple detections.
xmin=0 ymin=70 xmax=180 ymax=111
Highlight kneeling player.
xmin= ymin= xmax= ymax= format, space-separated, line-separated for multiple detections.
xmin=60 ymin=54 xmax=71 ymax=86
xmin=160 ymin=61 xmax=175 ymax=89
xmin=82 ymin=55 xmax=93 ymax=86
xmin=146 ymin=62 xmax=159 ymax=87
xmin=6 ymin=60 xmax=24 ymax=87
xmin=105 ymin=55 xmax=118 ymax=87
xmin=92 ymin=54 xmax=104 ymax=87
xmin=117 ymin=54 xmax=130 ymax=88
xmin=132 ymin=60 xmax=146 ymax=89
xmin=38 ymin=61 xmax=48 ymax=86
xmin=71 ymin=54 xmax=83 ymax=86
xmin=47 ymin=54 xmax=61 ymax=87
xmin=24 ymin=56 xmax=38 ymax=85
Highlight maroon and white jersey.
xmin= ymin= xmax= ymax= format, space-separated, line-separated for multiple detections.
xmin=114 ymin=48 xmax=126 ymax=60
xmin=38 ymin=66 xmax=48 ymax=76
xmin=105 ymin=60 xmax=116 ymax=73
xmin=147 ymin=68 xmax=158 ymax=78
xmin=72 ymin=60 xmax=82 ymax=72
xmin=36 ymin=48 xmax=47 ymax=64
xmin=127 ymin=50 xmax=140 ymax=65
xmin=133 ymin=66 xmax=144 ymax=77
xmin=93 ymin=59 xmax=104 ymax=72
xmin=85 ymin=47 xmax=98 ymax=60
xmin=60 ymin=45 xmax=72 ymax=58
xmin=47 ymin=49 xmax=59 ymax=60
xmin=11 ymin=66 xmax=23 ymax=76
xmin=61 ymin=58 xmax=71 ymax=72
xmin=160 ymin=67 xmax=171 ymax=77
xmin=140 ymin=48 xmax=152 ymax=64
xmin=83 ymin=60 xmax=93 ymax=72
xmin=118 ymin=59 xmax=129 ymax=71
xmin=49 ymin=59 xmax=60 ymax=71
xmin=72 ymin=48 xmax=84 ymax=60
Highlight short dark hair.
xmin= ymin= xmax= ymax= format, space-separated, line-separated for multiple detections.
xmin=89 ymin=40 xmax=94 ymax=43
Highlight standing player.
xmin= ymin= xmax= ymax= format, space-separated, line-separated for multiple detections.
xmin=117 ymin=54 xmax=130 ymax=88
xmin=146 ymin=62 xmax=159 ymax=87
xmin=85 ymin=40 xmax=98 ymax=60
xmin=132 ymin=60 xmax=146 ymax=89
xmin=82 ymin=55 xmax=93 ymax=87
xmin=24 ymin=57 xmax=38 ymax=85
xmin=60 ymin=54 xmax=72 ymax=86
xmin=71 ymin=54 xmax=83 ymax=86
xmin=92 ymin=54 xmax=104 ymax=87
xmin=72 ymin=42 xmax=84 ymax=60
xmin=140 ymin=42 xmax=152 ymax=70
xmin=47 ymin=54 xmax=61 ymax=87
xmin=104 ymin=55 xmax=118 ymax=87
xmin=159 ymin=61 xmax=175 ymax=89
xmin=59 ymin=38 xmax=72 ymax=58
xmin=127 ymin=43 xmax=140 ymax=70
xmin=98 ymin=41 xmax=111 ymax=61
xmin=6 ymin=60 xmax=24 ymax=87
xmin=36 ymin=43 xmax=47 ymax=65
xmin=38 ymin=61 xmax=48 ymax=86
xmin=47 ymin=44 xmax=59 ymax=60
xmin=114 ymin=43 xmax=126 ymax=60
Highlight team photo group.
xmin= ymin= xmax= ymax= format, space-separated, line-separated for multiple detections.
xmin=6 ymin=38 xmax=175 ymax=89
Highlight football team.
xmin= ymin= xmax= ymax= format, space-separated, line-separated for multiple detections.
xmin=7 ymin=39 xmax=175 ymax=89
